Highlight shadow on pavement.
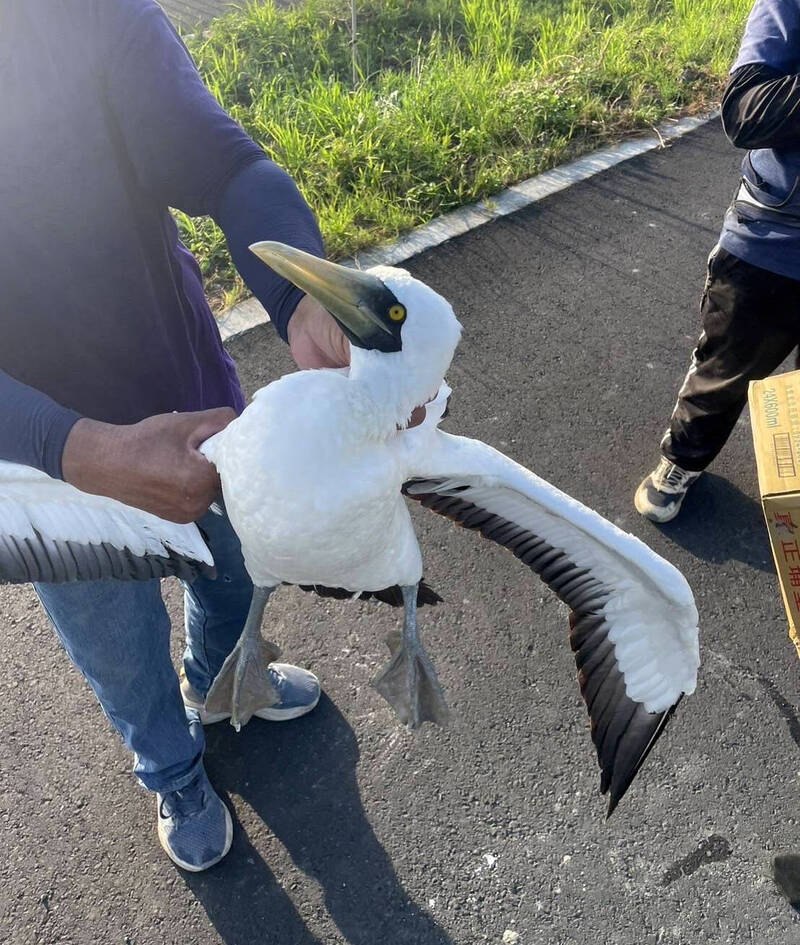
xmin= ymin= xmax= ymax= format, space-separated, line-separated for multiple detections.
xmin=656 ymin=473 xmax=773 ymax=572
xmin=773 ymin=854 xmax=800 ymax=913
xmin=182 ymin=797 xmax=323 ymax=945
xmin=182 ymin=695 xmax=453 ymax=945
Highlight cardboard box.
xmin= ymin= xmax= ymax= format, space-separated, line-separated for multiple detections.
xmin=749 ymin=370 xmax=800 ymax=658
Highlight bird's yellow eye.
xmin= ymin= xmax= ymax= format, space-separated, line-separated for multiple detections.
xmin=389 ymin=304 xmax=406 ymax=322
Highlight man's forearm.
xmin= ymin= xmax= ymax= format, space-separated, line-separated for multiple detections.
xmin=215 ymin=159 xmax=325 ymax=342
xmin=0 ymin=369 xmax=81 ymax=477
xmin=722 ymin=62 xmax=800 ymax=150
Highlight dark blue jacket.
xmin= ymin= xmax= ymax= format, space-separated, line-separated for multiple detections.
xmin=0 ymin=0 xmax=322 ymax=477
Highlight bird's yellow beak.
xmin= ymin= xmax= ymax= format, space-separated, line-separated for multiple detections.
xmin=249 ymin=241 xmax=406 ymax=353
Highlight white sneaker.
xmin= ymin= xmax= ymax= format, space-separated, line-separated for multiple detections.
xmin=634 ymin=458 xmax=702 ymax=523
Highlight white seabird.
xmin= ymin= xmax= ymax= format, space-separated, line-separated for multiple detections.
xmin=0 ymin=242 xmax=699 ymax=815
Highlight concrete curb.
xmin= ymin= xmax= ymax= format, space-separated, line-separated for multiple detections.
xmin=217 ymin=111 xmax=717 ymax=343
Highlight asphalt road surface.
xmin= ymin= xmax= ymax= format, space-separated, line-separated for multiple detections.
xmin=160 ymin=0 xmax=287 ymax=29
xmin=160 ymin=1 xmax=241 ymax=29
xmin=2 ymin=119 xmax=799 ymax=945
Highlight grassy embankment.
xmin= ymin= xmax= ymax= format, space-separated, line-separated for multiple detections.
xmin=178 ymin=0 xmax=752 ymax=311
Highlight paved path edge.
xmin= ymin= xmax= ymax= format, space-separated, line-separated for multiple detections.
xmin=216 ymin=111 xmax=717 ymax=342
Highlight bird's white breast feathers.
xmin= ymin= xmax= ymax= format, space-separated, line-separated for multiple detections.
xmin=202 ymin=370 xmax=423 ymax=590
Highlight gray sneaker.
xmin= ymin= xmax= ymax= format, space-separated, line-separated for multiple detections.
xmin=181 ymin=663 xmax=321 ymax=725
xmin=634 ymin=457 xmax=702 ymax=523
xmin=157 ymin=768 xmax=232 ymax=872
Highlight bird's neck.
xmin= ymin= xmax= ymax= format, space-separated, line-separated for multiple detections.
xmin=348 ymin=371 xmax=423 ymax=439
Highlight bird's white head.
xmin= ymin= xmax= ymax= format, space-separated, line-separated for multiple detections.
xmin=346 ymin=264 xmax=461 ymax=425
xmin=249 ymin=242 xmax=462 ymax=429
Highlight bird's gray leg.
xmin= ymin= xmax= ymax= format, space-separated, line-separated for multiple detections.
xmin=371 ymin=584 xmax=450 ymax=730
xmin=203 ymin=585 xmax=282 ymax=732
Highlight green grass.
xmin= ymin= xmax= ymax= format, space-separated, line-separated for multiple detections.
xmin=178 ymin=0 xmax=752 ymax=311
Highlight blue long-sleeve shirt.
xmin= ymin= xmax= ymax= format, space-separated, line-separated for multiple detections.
xmin=0 ymin=0 xmax=323 ymax=478
xmin=719 ymin=0 xmax=800 ymax=279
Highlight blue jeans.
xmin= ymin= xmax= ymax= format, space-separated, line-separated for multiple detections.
xmin=34 ymin=509 xmax=253 ymax=794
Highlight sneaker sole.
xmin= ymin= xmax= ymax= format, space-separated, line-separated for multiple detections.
xmin=158 ymin=804 xmax=233 ymax=873
xmin=184 ymin=686 xmax=321 ymax=726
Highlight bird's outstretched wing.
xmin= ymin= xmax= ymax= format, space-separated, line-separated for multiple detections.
xmin=403 ymin=432 xmax=699 ymax=815
xmin=0 ymin=461 xmax=215 ymax=584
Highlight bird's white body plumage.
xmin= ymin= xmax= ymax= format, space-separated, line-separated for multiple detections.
xmin=202 ymin=368 xmax=423 ymax=591
xmin=201 ymin=266 xmax=459 ymax=595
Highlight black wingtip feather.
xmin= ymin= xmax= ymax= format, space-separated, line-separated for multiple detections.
xmin=590 ymin=674 xmax=627 ymax=756
xmin=605 ymin=699 xmax=680 ymax=818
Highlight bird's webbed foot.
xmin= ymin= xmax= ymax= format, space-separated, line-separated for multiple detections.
xmin=203 ymin=586 xmax=282 ymax=731
xmin=371 ymin=585 xmax=450 ymax=730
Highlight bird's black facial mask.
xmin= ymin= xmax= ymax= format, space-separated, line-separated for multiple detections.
xmin=249 ymin=241 xmax=405 ymax=353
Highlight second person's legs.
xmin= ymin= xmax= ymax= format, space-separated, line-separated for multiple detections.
xmin=663 ymin=247 xmax=800 ymax=470
xmin=637 ymin=247 xmax=800 ymax=521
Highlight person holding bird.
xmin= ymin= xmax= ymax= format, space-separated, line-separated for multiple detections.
xmin=0 ymin=0 xmax=348 ymax=871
